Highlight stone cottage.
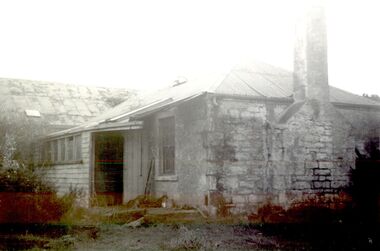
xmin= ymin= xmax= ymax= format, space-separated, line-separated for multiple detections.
xmin=42 ymin=2 xmax=380 ymax=212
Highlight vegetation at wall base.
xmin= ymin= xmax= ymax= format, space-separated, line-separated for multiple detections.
xmin=0 ymin=167 xmax=73 ymax=224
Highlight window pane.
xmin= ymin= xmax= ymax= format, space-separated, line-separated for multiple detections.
xmin=67 ymin=136 xmax=74 ymax=161
xmin=45 ymin=142 xmax=51 ymax=162
xmin=159 ymin=117 xmax=175 ymax=174
xmin=59 ymin=139 xmax=65 ymax=162
xmin=52 ymin=140 xmax=58 ymax=162
xmin=74 ymin=135 xmax=82 ymax=161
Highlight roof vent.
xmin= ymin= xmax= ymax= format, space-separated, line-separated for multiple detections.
xmin=25 ymin=109 xmax=41 ymax=117
xmin=172 ymin=76 xmax=187 ymax=87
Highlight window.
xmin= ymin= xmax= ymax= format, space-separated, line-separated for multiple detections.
xmin=46 ymin=134 xmax=82 ymax=164
xmin=159 ymin=117 xmax=175 ymax=175
xmin=52 ymin=140 xmax=58 ymax=162
xmin=67 ymin=136 xmax=74 ymax=161
xmin=74 ymin=135 xmax=82 ymax=161
xmin=59 ymin=139 xmax=65 ymax=162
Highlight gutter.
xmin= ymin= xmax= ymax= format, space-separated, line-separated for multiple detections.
xmin=46 ymin=120 xmax=143 ymax=139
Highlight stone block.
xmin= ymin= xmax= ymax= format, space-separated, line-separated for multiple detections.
xmin=273 ymin=176 xmax=287 ymax=190
xmin=235 ymin=152 xmax=251 ymax=161
xmin=247 ymin=168 xmax=264 ymax=176
xmin=314 ymin=142 xmax=325 ymax=148
xmin=305 ymin=135 xmax=320 ymax=142
xmin=294 ymin=175 xmax=314 ymax=182
xmin=227 ymin=166 xmax=248 ymax=175
xmin=305 ymin=161 xmax=319 ymax=169
xmin=247 ymin=106 xmax=261 ymax=113
xmin=331 ymin=180 xmax=348 ymax=189
xmin=207 ymin=175 xmax=217 ymax=190
xmin=248 ymin=194 xmax=265 ymax=204
xmin=208 ymin=132 xmax=224 ymax=145
xmin=238 ymin=188 xmax=253 ymax=195
xmin=316 ymin=153 xmax=329 ymax=160
xmin=239 ymin=180 xmax=255 ymax=189
xmin=320 ymin=136 xmax=332 ymax=143
xmin=318 ymin=176 xmax=331 ymax=181
xmin=313 ymin=168 xmax=331 ymax=176
xmin=331 ymin=175 xmax=350 ymax=183
xmin=313 ymin=181 xmax=331 ymax=189
xmin=293 ymin=181 xmax=311 ymax=190
xmin=241 ymin=111 xmax=254 ymax=119
xmin=228 ymin=109 xmax=240 ymax=118
xmin=316 ymin=126 xmax=327 ymax=134
xmin=232 ymin=195 xmax=248 ymax=204
xmin=273 ymin=164 xmax=289 ymax=175
xmin=319 ymin=162 xmax=334 ymax=169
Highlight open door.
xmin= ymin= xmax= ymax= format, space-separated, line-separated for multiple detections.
xmin=123 ymin=130 xmax=148 ymax=202
xmin=94 ymin=132 xmax=124 ymax=205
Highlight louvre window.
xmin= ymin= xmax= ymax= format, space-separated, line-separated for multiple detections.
xmin=47 ymin=134 xmax=82 ymax=164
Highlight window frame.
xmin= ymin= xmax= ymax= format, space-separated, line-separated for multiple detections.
xmin=46 ymin=134 xmax=83 ymax=165
xmin=158 ymin=116 xmax=175 ymax=175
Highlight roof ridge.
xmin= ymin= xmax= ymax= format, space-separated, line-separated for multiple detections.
xmin=205 ymin=71 xmax=231 ymax=93
xmin=329 ymin=85 xmax=380 ymax=106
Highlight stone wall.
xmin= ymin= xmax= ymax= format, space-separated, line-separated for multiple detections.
xmin=150 ymin=96 xmax=210 ymax=206
xmin=147 ymin=94 xmax=355 ymax=214
xmin=204 ymin=95 xmax=290 ymax=214
xmin=204 ymin=96 xmax=359 ymax=214
xmin=42 ymin=131 xmax=91 ymax=206
xmin=270 ymin=102 xmax=354 ymax=203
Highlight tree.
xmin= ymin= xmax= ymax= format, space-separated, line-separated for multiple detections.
xmin=0 ymin=108 xmax=48 ymax=169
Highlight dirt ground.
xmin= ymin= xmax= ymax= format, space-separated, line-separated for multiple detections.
xmin=71 ymin=223 xmax=307 ymax=251
xmin=1 ymin=205 xmax=379 ymax=250
xmin=1 ymin=222 xmax=379 ymax=251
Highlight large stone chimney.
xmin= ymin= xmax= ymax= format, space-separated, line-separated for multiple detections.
xmin=293 ymin=0 xmax=329 ymax=103
xmin=274 ymin=0 xmax=355 ymax=206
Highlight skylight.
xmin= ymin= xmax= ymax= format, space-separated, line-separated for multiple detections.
xmin=25 ymin=109 xmax=41 ymax=117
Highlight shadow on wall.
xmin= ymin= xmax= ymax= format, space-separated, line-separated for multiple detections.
xmin=350 ymin=137 xmax=380 ymax=225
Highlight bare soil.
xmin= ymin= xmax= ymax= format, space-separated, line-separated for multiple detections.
xmin=1 ymin=206 xmax=379 ymax=250
xmin=1 ymin=222 xmax=379 ymax=250
xmin=72 ymin=223 xmax=305 ymax=251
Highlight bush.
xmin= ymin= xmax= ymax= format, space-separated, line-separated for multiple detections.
xmin=249 ymin=194 xmax=351 ymax=224
xmin=0 ymin=168 xmax=69 ymax=223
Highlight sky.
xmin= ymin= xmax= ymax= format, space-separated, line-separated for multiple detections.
xmin=0 ymin=0 xmax=379 ymax=96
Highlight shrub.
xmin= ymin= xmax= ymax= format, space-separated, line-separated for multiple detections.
xmin=249 ymin=194 xmax=351 ymax=224
xmin=0 ymin=168 xmax=69 ymax=223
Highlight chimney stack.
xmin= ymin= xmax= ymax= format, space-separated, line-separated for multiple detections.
xmin=293 ymin=0 xmax=329 ymax=103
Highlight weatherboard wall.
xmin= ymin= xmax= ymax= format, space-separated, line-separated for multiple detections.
xmin=42 ymin=131 xmax=91 ymax=206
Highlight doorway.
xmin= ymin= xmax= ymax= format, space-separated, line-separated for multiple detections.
xmin=94 ymin=132 xmax=124 ymax=205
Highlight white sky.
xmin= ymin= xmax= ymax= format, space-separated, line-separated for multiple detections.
xmin=0 ymin=0 xmax=379 ymax=96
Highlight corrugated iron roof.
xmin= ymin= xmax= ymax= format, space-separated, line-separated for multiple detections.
xmin=49 ymin=60 xmax=380 ymax=136
xmin=0 ymin=78 xmax=134 ymax=131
